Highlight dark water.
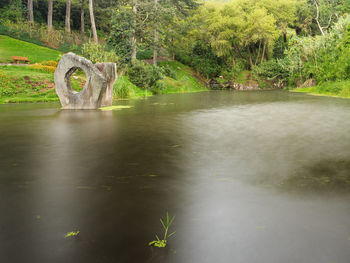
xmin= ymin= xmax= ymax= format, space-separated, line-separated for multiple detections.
xmin=1 ymin=91 xmax=350 ymax=263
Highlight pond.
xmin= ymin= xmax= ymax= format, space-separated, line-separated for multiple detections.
xmin=0 ymin=90 xmax=350 ymax=263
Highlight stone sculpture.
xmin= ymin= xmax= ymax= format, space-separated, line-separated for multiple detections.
xmin=54 ymin=53 xmax=117 ymax=109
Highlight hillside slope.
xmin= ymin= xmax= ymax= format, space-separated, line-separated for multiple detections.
xmin=0 ymin=35 xmax=60 ymax=63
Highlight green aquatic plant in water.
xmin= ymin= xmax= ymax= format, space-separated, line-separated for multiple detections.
xmin=99 ymin=105 xmax=133 ymax=111
xmin=65 ymin=231 xmax=80 ymax=238
xmin=149 ymin=212 xmax=176 ymax=248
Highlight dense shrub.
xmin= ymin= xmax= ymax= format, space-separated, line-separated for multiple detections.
xmin=0 ymin=0 xmax=23 ymax=23
xmin=252 ymin=59 xmax=289 ymax=81
xmin=174 ymin=40 xmax=224 ymax=79
xmin=108 ymin=7 xmax=134 ymax=65
xmin=137 ymin=49 xmax=153 ymax=60
xmin=160 ymin=64 xmax=177 ymax=79
xmin=222 ymin=60 xmax=245 ymax=80
xmin=276 ymin=15 xmax=350 ymax=86
xmin=127 ymin=61 xmax=163 ymax=89
xmin=81 ymin=42 xmax=118 ymax=64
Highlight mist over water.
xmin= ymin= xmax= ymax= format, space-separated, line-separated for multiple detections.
xmin=0 ymin=91 xmax=350 ymax=263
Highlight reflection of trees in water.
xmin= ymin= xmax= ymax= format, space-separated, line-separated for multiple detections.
xmin=281 ymin=159 xmax=350 ymax=193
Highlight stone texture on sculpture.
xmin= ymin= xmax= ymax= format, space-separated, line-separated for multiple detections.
xmin=95 ymin=63 xmax=117 ymax=107
xmin=54 ymin=53 xmax=117 ymax=109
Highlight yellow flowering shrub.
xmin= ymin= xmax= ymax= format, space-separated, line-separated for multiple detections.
xmin=30 ymin=61 xmax=57 ymax=73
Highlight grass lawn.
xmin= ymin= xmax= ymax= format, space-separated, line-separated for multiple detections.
xmin=292 ymin=80 xmax=350 ymax=98
xmin=0 ymin=35 xmax=60 ymax=63
xmin=0 ymin=65 xmax=86 ymax=103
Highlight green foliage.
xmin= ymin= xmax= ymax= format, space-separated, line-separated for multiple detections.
xmin=294 ymin=80 xmax=350 ymax=98
xmin=160 ymin=64 xmax=177 ymax=79
xmin=81 ymin=42 xmax=118 ymax=64
xmin=149 ymin=212 xmax=176 ymax=248
xmin=137 ymin=49 xmax=153 ymax=60
xmin=282 ymin=15 xmax=350 ymax=85
xmin=113 ymin=75 xmax=146 ymax=99
xmin=108 ymin=6 xmax=135 ymax=65
xmin=127 ymin=61 xmax=163 ymax=90
xmin=221 ymin=60 xmax=245 ymax=80
xmin=183 ymin=40 xmax=224 ymax=78
xmin=0 ymin=0 xmax=24 ymax=23
xmin=0 ymin=21 xmax=88 ymax=52
xmin=252 ymin=59 xmax=289 ymax=81
xmin=0 ymin=66 xmax=59 ymax=103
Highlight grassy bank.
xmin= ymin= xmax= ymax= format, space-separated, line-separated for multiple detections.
xmin=292 ymin=80 xmax=350 ymax=98
xmin=0 ymin=65 xmax=87 ymax=103
xmin=0 ymin=35 xmax=208 ymax=103
xmin=0 ymin=35 xmax=60 ymax=64
xmin=157 ymin=61 xmax=207 ymax=93
xmin=0 ymin=66 xmax=57 ymax=103
xmin=112 ymin=61 xmax=208 ymax=99
xmin=0 ymin=61 xmax=208 ymax=103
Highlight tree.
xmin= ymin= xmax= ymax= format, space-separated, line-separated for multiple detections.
xmin=131 ymin=0 xmax=137 ymax=61
xmin=27 ymin=0 xmax=34 ymax=24
xmin=48 ymin=0 xmax=53 ymax=30
xmin=108 ymin=5 xmax=135 ymax=64
xmin=153 ymin=0 xmax=159 ymax=66
xmin=259 ymin=0 xmax=299 ymax=42
xmin=81 ymin=0 xmax=85 ymax=35
xmin=89 ymin=0 xmax=98 ymax=43
xmin=65 ymin=0 xmax=71 ymax=33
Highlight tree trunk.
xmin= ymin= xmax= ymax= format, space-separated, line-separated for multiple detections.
xmin=27 ymin=0 xmax=34 ymax=24
xmin=261 ymin=42 xmax=266 ymax=64
xmin=48 ymin=0 xmax=53 ymax=30
xmin=314 ymin=0 xmax=325 ymax=36
xmin=131 ymin=0 xmax=137 ymax=61
xmin=234 ymin=44 xmax=244 ymax=59
xmin=65 ymin=0 xmax=71 ymax=33
xmin=81 ymin=0 xmax=85 ymax=35
xmin=89 ymin=0 xmax=98 ymax=43
xmin=153 ymin=0 xmax=159 ymax=66
xmin=247 ymin=47 xmax=253 ymax=68
xmin=153 ymin=29 xmax=159 ymax=66
xmin=283 ymin=25 xmax=287 ymax=42
xmin=254 ymin=40 xmax=262 ymax=66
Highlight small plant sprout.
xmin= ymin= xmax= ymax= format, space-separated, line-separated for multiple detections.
xmin=149 ymin=212 xmax=176 ymax=248
xmin=65 ymin=230 xmax=80 ymax=238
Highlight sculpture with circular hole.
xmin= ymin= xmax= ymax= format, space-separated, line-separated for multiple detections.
xmin=54 ymin=53 xmax=117 ymax=109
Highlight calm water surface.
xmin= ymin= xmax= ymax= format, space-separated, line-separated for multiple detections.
xmin=0 ymin=91 xmax=350 ymax=263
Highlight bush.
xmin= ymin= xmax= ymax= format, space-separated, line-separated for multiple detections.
xmin=81 ymin=42 xmax=118 ymax=64
xmin=160 ymin=64 xmax=177 ymax=79
xmin=137 ymin=49 xmax=153 ymax=60
xmin=0 ymin=0 xmax=24 ymax=23
xmin=252 ymin=59 xmax=289 ymax=81
xmin=127 ymin=61 xmax=163 ymax=89
xmin=222 ymin=60 xmax=245 ymax=80
xmin=175 ymin=52 xmax=192 ymax=66
xmin=192 ymin=57 xmax=222 ymax=78
xmin=113 ymin=75 xmax=137 ymax=99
